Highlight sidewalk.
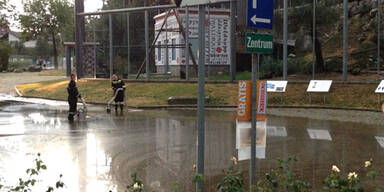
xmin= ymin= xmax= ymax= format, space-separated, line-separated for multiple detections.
xmin=0 ymin=72 xmax=66 ymax=95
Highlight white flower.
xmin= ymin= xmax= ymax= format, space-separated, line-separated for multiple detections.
xmin=133 ymin=183 xmax=139 ymax=189
xmin=231 ymin=156 xmax=238 ymax=165
xmin=365 ymin=160 xmax=372 ymax=168
xmin=348 ymin=172 xmax=358 ymax=180
xmin=332 ymin=165 xmax=340 ymax=173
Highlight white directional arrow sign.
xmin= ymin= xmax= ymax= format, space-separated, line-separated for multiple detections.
xmin=251 ymin=15 xmax=271 ymax=24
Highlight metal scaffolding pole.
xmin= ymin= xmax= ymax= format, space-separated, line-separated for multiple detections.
xmin=109 ymin=14 xmax=113 ymax=79
xmin=312 ymin=0 xmax=316 ymax=80
xmin=378 ymin=0 xmax=382 ymax=81
xmin=145 ymin=10 xmax=150 ymax=80
xmin=283 ymin=0 xmax=288 ymax=80
xmin=343 ymin=0 xmax=348 ymax=81
xmin=186 ymin=7 xmax=190 ymax=80
xmin=93 ymin=22 xmax=97 ymax=79
xmin=165 ymin=13 xmax=169 ymax=73
xmin=230 ymin=0 xmax=237 ymax=82
xmin=127 ymin=13 xmax=131 ymax=78
xmin=197 ymin=5 xmax=206 ymax=192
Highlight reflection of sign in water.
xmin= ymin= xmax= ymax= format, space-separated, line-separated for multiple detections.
xmin=375 ymin=136 xmax=384 ymax=148
xmin=236 ymin=120 xmax=267 ymax=160
xmin=267 ymin=81 xmax=287 ymax=93
xmin=267 ymin=126 xmax=287 ymax=137
xmin=375 ymin=80 xmax=384 ymax=93
xmin=307 ymin=80 xmax=333 ymax=93
xmin=307 ymin=129 xmax=332 ymax=141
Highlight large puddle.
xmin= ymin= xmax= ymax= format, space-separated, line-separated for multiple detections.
xmin=0 ymin=100 xmax=383 ymax=191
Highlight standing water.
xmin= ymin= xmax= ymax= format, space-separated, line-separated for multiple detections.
xmin=0 ymin=100 xmax=383 ymax=191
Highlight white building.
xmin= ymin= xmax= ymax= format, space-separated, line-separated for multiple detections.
xmin=154 ymin=8 xmax=231 ymax=76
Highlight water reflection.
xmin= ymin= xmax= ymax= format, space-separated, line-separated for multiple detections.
xmin=0 ymin=105 xmax=384 ymax=191
xmin=236 ymin=121 xmax=267 ymax=160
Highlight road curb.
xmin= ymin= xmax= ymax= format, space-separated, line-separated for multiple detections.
xmin=14 ymin=86 xmax=23 ymax=97
xmin=11 ymin=91 xmax=382 ymax=112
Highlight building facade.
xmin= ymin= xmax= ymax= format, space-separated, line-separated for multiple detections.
xmin=154 ymin=8 xmax=231 ymax=76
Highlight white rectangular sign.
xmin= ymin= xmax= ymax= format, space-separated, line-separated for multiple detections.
xmin=267 ymin=81 xmax=287 ymax=92
xmin=307 ymin=80 xmax=332 ymax=93
xmin=307 ymin=129 xmax=332 ymax=141
xmin=375 ymin=80 xmax=384 ymax=93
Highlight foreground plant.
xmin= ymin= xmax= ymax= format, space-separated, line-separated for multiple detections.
xmin=0 ymin=153 xmax=64 ymax=192
xmin=217 ymin=156 xmax=245 ymax=192
xmin=126 ymin=173 xmax=144 ymax=192
xmin=256 ymin=156 xmax=311 ymax=192
xmin=323 ymin=159 xmax=382 ymax=192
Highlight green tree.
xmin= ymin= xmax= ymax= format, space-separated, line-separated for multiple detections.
xmin=19 ymin=0 xmax=74 ymax=69
xmin=289 ymin=0 xmax=339 ymax=72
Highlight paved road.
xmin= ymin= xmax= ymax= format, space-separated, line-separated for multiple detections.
xmin=0 ymin=72 xmax=65 ymax=95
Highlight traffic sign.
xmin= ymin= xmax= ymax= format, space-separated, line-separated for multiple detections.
xmin=247 ymin=0 xmax=274 ymax=29
xmin=245 ymin=33 xmax=273 ymax=54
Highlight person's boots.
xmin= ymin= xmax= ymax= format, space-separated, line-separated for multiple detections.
xmin=115 ymin=104 xmax=118 ymax=113
xmin=120 ymin=104 xmax=124 ymax=111
xmin=68 ymin=114 xmax=74 ymax=121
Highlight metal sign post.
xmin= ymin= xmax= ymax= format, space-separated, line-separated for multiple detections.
xmin=197 ymin=5 xmax=206 ymax=192
xmin=250 ymin=53 xmax=258 ymax=188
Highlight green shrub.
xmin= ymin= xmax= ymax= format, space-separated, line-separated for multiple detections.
xmin=0 ymin=40 xmax=12 ymax=71
xmin=9 ymin=60 xmax=33 ymax=69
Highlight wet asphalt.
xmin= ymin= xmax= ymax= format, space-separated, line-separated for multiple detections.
xmin=0 ymin=95 xmax=383 ymax=191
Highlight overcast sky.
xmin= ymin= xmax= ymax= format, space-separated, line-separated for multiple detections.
xmin=10 ymin=0 xmax=103 ymax=31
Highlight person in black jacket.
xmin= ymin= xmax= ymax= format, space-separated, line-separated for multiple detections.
xmin=67 ymin=74 xmax=81 ymax=121
xmin=111 ymin=74 xmax=126 ymax=112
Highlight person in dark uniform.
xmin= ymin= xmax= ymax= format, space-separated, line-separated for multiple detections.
xmin=67 ymin=74 xmax=81 ymax=121
xmin=111 ymin=74 xmax=126 ymax=112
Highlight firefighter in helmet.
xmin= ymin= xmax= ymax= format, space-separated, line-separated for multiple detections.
xmin=67 ymin=74 xmax=81 ymax=121
xmin=111 ymin=74 xmax=126 ymax=112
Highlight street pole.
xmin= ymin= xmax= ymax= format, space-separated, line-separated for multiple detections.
xmin=343 ymin=0 xmax=348 ymax=81
xmin=283 ymin=0 xmax=288 ymax=80
xmin=312 ymin=0 xmax=316 ymax=80
xmin=230 ymin=0 xmax=237 ymax=82
xmin=197 ymin=5 xmax=206 ymax=192
xmin=145 ymin=10 xmax=150 ymax=80
xmin=186 ymin=7 xmax=190 ymax=80
xmin=75 ymin=0 xmax=84 ymax=78
xmin=109 ymin=14 xmax=113 ymax=79
xmin=378 ymin=0 xmax=382 ymax=81
xmin=250 ymin=53 xmax=258 ymax=189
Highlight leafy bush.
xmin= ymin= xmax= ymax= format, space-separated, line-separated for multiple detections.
xmin=0 ymin=153 xmax=64 ymax=192
xmin=0 ymin=40 xmax=12 ymax=71
xmin=9 ymin=60 xmax=34 ymax=70
xmin=217 ymin=157 xmax=244 ymax=192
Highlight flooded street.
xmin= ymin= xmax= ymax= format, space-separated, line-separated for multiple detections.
xmin=0 ymin=95 xmax=383 ymax=191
